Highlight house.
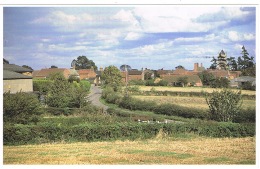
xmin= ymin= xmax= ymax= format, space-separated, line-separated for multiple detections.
xmin=32 ymin=68 xmax=71 ymax=79
xmin=77 ymin=68 xmax=97 ymax=80
xmin=121 ymin=69 xmax=144 ymax=83
xmin=3 ymin=63 xmax=33 ymax=93
xmin=161 ymin=74 xmax=203 ymax=87
xmin=230 ymin=76 xmax=256 ymax=88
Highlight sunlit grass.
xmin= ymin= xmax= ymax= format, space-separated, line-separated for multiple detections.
xmin=133 ymin=95 xmax=255 ymax=110
xmin=3 ymin=137 xmax=255 ymax=164
xmin=138 ymin=86 xmax=256 ymax=95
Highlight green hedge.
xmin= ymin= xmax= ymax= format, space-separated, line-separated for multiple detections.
xmin=4 ymin=122 xmax=255 ymax=145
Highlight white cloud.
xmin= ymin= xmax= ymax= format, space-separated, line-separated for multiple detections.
xmin=124 ymin=32 xmax=143 ymax=41
xmin=31 ymin=10 xmax=93 ymax=31
xmin=228 ymin=31 xmax=240 ymax=41
xmin=228 ymin=31 xmax=255 ymax=42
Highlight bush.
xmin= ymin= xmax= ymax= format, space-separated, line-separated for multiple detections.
xmin=205 ymin=88 xmax=242 ymax=122
xmin=210 ymin=77 xmax=230 ymax=88
xmin=33 ymin=79 xmax=53 ymax=94
xmin=4 ymin=120 xmax=255 ymax=145
xmin=3 ymin=91 xmax=42 ymax=124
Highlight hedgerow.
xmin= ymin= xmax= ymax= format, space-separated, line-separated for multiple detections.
xmin=3 ymin=121 xmax=255 ymax=145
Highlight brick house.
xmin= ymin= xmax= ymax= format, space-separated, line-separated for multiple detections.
xmin=33 ymin=68 xmax=71 ymax=79
xmin=121 ymin=69 xmax=144 ymax=83
xmin=77 ymin=69 xmax=97 ymax=80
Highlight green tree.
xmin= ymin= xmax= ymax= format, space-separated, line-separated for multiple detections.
xmin=237 ymin=46 xmax=255 ymax=76
xmin=102 ymin=65 xmax=122 ymax=92
xmin=227 ymin=57 xmax=238 ymax=71
xmin=74 ymin=56 xmax=97 ymax=71
xmin=198 ymin=71 xmax=215 ymax=86
xmin=205 ymin=88 xmax=242 ymax=122
xmin=210 ymin=77 xmax=230 ymax=88
xmin=177 ymin=76 xmax=188 ymax=87
xmin=209 ymin=57 xmax=217 ymax=69
xmin=175 ymin=65 xmax=185 ymax=69
xmin=50 ymin=65 xmax=58 ymax=68
xmin=22 ymin=65 xmax=33 ymax=70
xmin=3 ymin=91 xmax=42 ymax=124
xmin=46 ymin=73 xmax=72 ymax=108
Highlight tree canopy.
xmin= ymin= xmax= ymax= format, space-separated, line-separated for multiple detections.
xmin=73 ymin=56 xmax=97 ymax=71
xmin=102 ymin=65 xmax=122 ymax=92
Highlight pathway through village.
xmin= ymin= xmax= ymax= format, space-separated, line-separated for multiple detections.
xmin=87 ymin=85 xmax=108 ymax=112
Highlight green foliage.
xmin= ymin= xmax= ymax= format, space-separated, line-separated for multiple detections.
xmin=177 ymin=76 xmax=188 ymax=87
xmin=102 ymin=65 xmax=122 ymax=92
xmin=33 ymin=79 xmax=53 ymax=94
xmin=46 ymin=73 xmax=72 ymax=108
xmin=198 ymin=71 xmax=215 ymax=86
xmin=3 ymin=91 xmax=42 ymax=124
xmin=210 ymin=77 xmax=230 ymax=88
xmin=205 ymin=88 xmax=242 ymax=122
xmin=240 ymin=81 xmax=255 ymax=91
xmin=128 ymin=80 xmax=146 ymax=86
xmin=4 ymin=120 xmax=255 ymax=145
xmin=74 ymin=56 xmax=97 ymax=71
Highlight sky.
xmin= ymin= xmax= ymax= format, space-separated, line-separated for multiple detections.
xmin=3 ymin=6 xmax=256 ymax=71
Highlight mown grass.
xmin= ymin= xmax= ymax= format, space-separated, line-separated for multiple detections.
xmin=138 ymin=86 xmax=256 ymax=95
xmin=3 ymin=136 xmax=255 ymax=164
xmin=133 ymin=95 xmax=255 ymax=110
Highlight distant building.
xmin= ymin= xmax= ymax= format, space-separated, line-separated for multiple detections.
xmin=32 ymin=68 xmax=71 ymax=79
xmin=77 ymin=68 xmax=96 ymax=80
xmin=3 ymin=63 xmax=33 ymax=93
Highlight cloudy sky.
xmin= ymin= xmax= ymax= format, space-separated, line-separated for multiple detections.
xmin=3 ymin=6 xmax=256 ymax=70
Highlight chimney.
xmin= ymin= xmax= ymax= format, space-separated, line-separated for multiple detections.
xmin=194 ymin=63 xmax=198 ymax=72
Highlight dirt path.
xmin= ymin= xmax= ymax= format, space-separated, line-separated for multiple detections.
xmin=88 ymin=85 xmax=108 ymax=112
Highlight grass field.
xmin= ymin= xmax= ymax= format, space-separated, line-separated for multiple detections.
xmin=138 ymin=86 xmax=256 ymax=95
xmin=133 ymin=95 xmax=256 ymax=110
xmin=3 ymin=136 xmax=255 ymax=165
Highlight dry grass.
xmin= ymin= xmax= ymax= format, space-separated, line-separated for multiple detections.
xmin=3 ymin=137 xmax=255 ymax=165
xmin=133 ymin=95 xmax=255 ymax=110
xmin=138 ymin=86 xmax=256 ymax=95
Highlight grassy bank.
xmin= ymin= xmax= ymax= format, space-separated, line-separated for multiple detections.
xmin=3 ymin=136 xmax=255 ymax=164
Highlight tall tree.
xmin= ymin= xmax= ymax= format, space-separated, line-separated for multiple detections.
xmin=237 ymin=46 xmax=255 ymax=72
xmin=102 ymin=66 xmax=122 ymax=92
xmin=209 ymin=57 xmax=217 ymax=69
xmin=74 ymin=56 xmax=97 ymax=71
xmin=226 ymin=57 xmax=238 ymax=71
xmin=120 ymin=64 xmax=132 ymax=71
xmin=50 ymin=65 xmax=58 ymax=68
xmin=175 ymin=65 xmax=185 ymax=69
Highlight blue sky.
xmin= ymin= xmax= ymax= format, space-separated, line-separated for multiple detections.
xmin=3 ymin=6 xmax=256 ymax=70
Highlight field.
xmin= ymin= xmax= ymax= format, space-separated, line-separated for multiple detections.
xmin=138 ymin=86 xmax=256 ymax=95
xmin=3 ymin=137 xmax=255 ymax=164
xmin=3 ymin=85 xmax=256 ymax=165
xmin=133 ymin=95 xmax=255 ymax=110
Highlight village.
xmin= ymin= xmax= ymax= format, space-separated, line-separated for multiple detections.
xmin=3 ymin=49 xmax=255 ymax=94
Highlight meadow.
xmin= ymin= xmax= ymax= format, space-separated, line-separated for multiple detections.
xmin=3 ymin=85 xmax=256 ymax=165
xmin=133 ymin=95 xmax=255 ymax=110
xmin=3 ymin=136 xmax=255 ymax=164
xmin=138 ymin=86 xmax=256 ymax=95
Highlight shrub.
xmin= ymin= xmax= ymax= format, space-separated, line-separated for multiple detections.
xmin=210 ymin=77 xmax=230 ymax=88
xmin=3 ymin=91 xmax=42 ymax=124
xmin=205 ymin=88 xmax=242 ymax=122
xmin=33 ymin=79 xmax=53 ymax=94
xmin=4 ymin=121 xmax=255 ymax=145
